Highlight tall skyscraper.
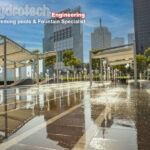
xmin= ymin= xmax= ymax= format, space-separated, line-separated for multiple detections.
xmin=128 ymin=33 xmax=135 ymax=44
xmin=91 ymin=19 xmax=111 ymax=50
xmin=133 ymin=0 xmax=150 ymax=54
xmin=43 ymin=6 xmax=83 ymax=73
xmin=112 ymin=37 xmax=125 ymax=47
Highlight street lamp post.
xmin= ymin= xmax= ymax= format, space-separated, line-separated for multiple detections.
xmin=46 ymin=69 xmax=49 ymax=84
xmin=45 ymin=73 xmax=47 ymax=83
xmin=53 ymin=73 xmax=56 ymax=83
xmin=31 ymin=69 xmax=33 ymax=79
xmin=100 ymin=59 xmax=103 ymax=82
xmin=103 ymin=60 xmax=106 ymax=81
xmin=77 ymin=73 xmax=79 ymax=81
xmin=79 ymin=72 xmax=81 ymax=81
xmin=3 ymin=37 xmax=7 ymax=88
xmin=59 ymin=70 xmax=61 ymax=83
xmin=74 ymin=71 xmax=76 ymax=82
xmin=67 ymin=71 xmax=69 ymax=82
xmin=95 ymin=69 xmax=98 ymax=82
xmin=84 ymin=68 xmax=87 ymax=81
xmin=133 ymin=42 xmax=137 ymax=87
xmin=108 ymin=67 xmax=110 ymax=80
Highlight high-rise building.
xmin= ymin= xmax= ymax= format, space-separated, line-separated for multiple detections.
xmin=91 ymin=19 xmax=111 ymax=50
xmin=128 ymin=33 xmax=135 ymax=44
xmin=133 ymin=0 xmax=150 ymax=54
xmin=112 ymin=37 xmax=125 ymax=47
xmin=43 ymin=6 xmax=83 ymax=74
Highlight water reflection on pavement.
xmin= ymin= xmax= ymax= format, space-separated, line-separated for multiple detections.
xmin=0 ymin=81 xmax=150 ymax=150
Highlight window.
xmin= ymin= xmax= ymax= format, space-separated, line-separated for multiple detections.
xmin=53 ymin=27 xmax=72 ymax=42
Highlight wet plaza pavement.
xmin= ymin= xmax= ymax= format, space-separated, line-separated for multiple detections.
xmin=0 ymin=81 xmax=150 ymax=150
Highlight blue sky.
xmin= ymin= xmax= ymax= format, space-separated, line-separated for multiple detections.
xmin=0 ymin=0 xmax=134 ymax=62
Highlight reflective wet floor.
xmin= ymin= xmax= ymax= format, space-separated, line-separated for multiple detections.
xmin=0 ymin=81 xmax=150 ymax=150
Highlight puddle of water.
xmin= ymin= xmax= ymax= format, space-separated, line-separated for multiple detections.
xmin=0 ymin=81 xmax=150 ymax=150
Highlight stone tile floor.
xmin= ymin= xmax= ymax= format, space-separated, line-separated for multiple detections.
xmin=0 ymin=81 xmax=150 ymax=150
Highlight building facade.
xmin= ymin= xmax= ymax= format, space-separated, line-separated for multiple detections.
xmin=0 ymin=67 xmax=26 ymax=81
xmin=43 ymin=7 xmax=83 ymax=74
xmin=133 ymin=0 xmax=150 ymax=54
xmin=91 ymin=19 xmax=111 ymax=50
xmin=112 ymin=37 xmax=125 ymax=47
xmin=0 ymin=69 xmax=14 ymax=81
xmin=128 ymin=33 xmax=135 ymax=44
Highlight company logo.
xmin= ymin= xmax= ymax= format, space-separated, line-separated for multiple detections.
xmin=0 ymin=5 xmax=86 ymax=25
xmin=0 ymin=4 xmax=51 ymax=19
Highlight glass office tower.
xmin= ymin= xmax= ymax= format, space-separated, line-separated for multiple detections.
xmin=43 ymin=6 xmax=83 ymax=75
xmin=133 ymin=0 xmax=150 ymax=54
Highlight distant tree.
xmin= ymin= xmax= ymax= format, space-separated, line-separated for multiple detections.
xmin=147 ymin=56 xmax=150 ymax=68
xmin=75 ymin=62 xmax=83 ymax=72
xmin=73 ymin=58 xmax=81 ymax=68
xmin=84 ymin=63 xmax=89 ymax=69
xmin=84 ymin=63 xmax=89 ymax=73
xmin=44 ymin=55 xmax=56 ymax=74
xmin=32 ymin=49 xmax=40 ymax=54
xmin=92 ymin=48 xmax=99 ymax=51
xmin=126 ymin=65 xmax=133 ymax=75
xmin=114 ymin=65 xmax=128 ymax=75
xmin=63 ymin=50 xmax=74 ymax=67
xmin=63 ymin=50 xmax=80 ymax=68
xmin=136 ymin=55 xmax=146 ymax=74
xmin=63 ymin=50 xmax=82 ymax=79
xmin=92 ymin=59 xmax=100 ymax=70
xmin=91 ymin=48 xmax=101 ymax=70
xmin=144 ymin=47 xmax=150 ymax=56
xmin=144 ymin=48 xmax=150 ymax=69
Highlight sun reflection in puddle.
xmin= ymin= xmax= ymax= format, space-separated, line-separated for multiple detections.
xmin=90 ymin=87 xmax=125 ymax=105
xmin=90 ymin=137 xmax=117 ymax=150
